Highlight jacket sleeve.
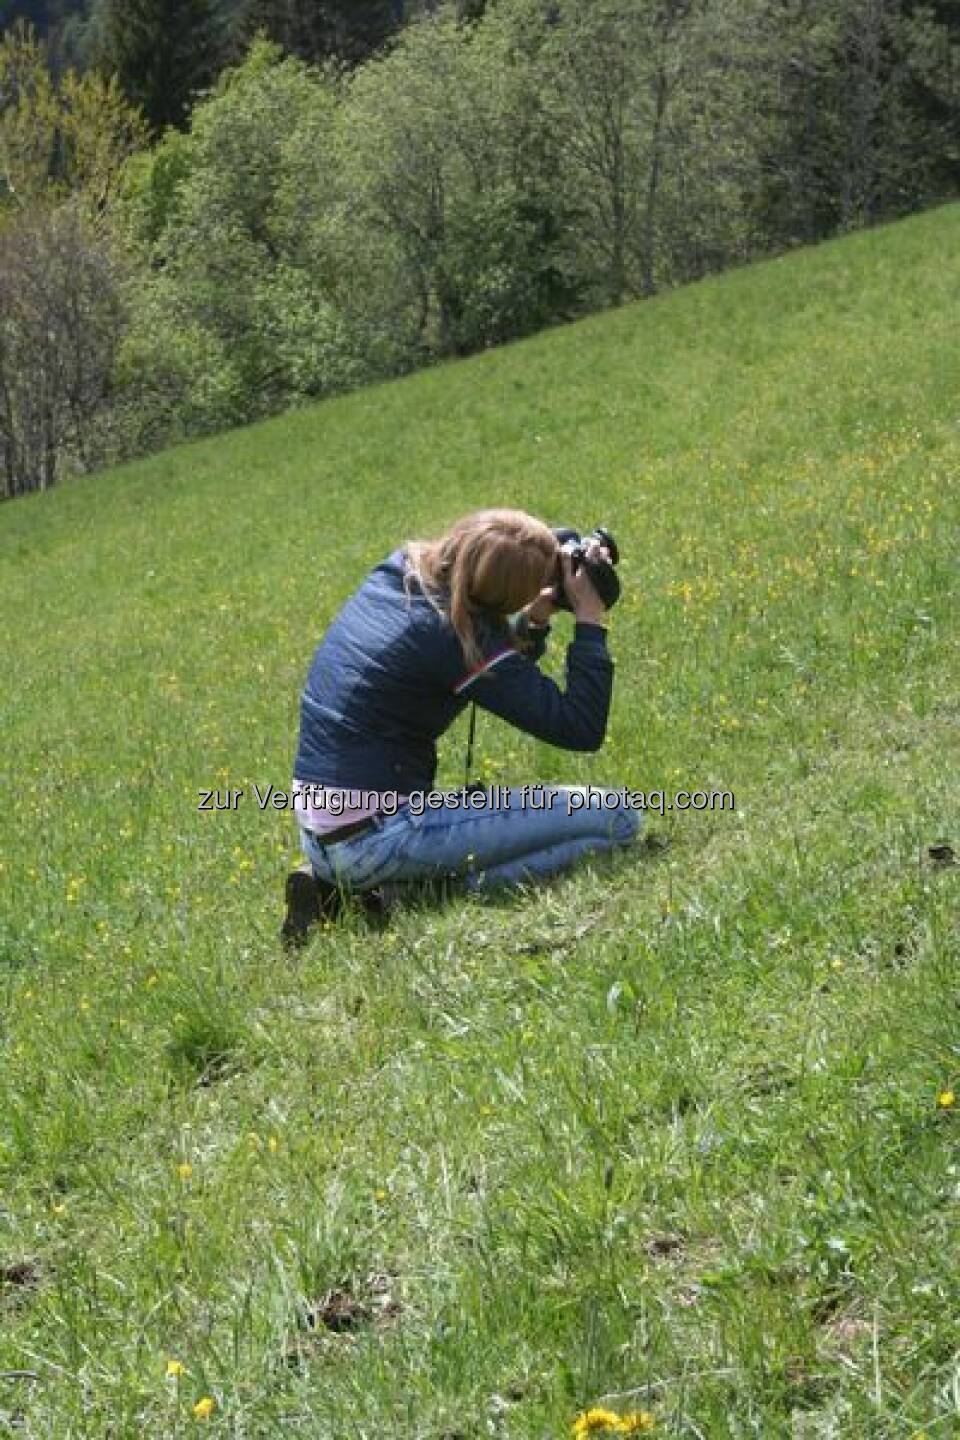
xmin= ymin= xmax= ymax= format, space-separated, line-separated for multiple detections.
xmin=506 ymin=612 xmax=552 ymax=662
xmin=456 ymin=623 xmax=613 ymax=753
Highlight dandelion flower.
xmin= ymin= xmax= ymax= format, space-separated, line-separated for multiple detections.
xmin=166 ymin=1358 xmax=185 ymax=1378
xmin=178 ymin=1162 xmax=193 ymax=1181
xmin=616 ymin=1414 xmax=655 ymax=1434
xmin=937 ymin=1089 xmax=955 ymax=1109
xmin=574 ymin=1408 xmax=623 ymax=1435
xmin=573 ymin=1409 xmax=654 ymax=1436
xmin=192 ymin=1395 xmax=216 ymax=1420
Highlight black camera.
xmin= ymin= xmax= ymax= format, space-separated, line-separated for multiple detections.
xmin=552 ymin=526 xmax=621 ymax=611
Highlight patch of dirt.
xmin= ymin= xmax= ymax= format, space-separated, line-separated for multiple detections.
xmin=0 ymin=1262 xmax=40 ymax=1291
xmin=643 ymin=1233 xmax=685 ymax=1259
xmin=818 ymin=1308 xmax=873 ymax=1362
xmin=303 ymin=1288 xmax=373 ymax=1334
xmin=285 ymin=1272 xmax=401 ymax=1366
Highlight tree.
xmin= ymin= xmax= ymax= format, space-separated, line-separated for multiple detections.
xmin=652 ymin=0 xmax=771 ymax=284
xmin=0 ymin=20 xmax=59 ymax=207
xmin=0 ymin=3 xmax=88 ymax=41
xmin=753 ymin=0 xmax=959 ymax=246
xmin=93 ymin=0 xmax=222 ymax=132
xmin=903 ymin=0 xmax=960 ymax=199
xmin=0 ymin=202 xmax=124 ymax=498
xmin=116 ymin=39 xmax=346 ymax=448
xmin=234 ymin=0 xmax=402 ymax=66
xmin=334 ymin=7 xmax=579 ymax=360
xmin=58 ymin=69 xmax=150 ymax=211
xmin=0 ymin=22 xmax=144 ymax=496
xmin=0 ymin=1 xmax=94 ymax=73
xmin=540 ymin=0 xmax=707 ymax=303
xmin=0 ymin=20 xmax=148 ymax=212
xmin=52 ymin=0 xmax=959 ymax=478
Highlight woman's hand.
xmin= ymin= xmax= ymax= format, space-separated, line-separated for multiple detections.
xmin=562 ymin=548 xmax=609 ymax=625
xmin=522 ymin=585 xmax=559 ymax=627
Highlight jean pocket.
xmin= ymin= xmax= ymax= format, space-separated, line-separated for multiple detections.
xmin=325 ymin=828 xmax=398 ymax=888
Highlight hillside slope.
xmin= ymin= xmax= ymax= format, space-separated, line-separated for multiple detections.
xmin=1 ymin=204 xmax=958 ymax=1437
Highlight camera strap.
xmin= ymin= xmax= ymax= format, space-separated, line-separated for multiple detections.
xmin=464 ymin=702 xmax=477 ymax=790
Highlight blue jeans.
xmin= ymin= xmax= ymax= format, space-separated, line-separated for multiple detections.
xmin=300 ymin=786 xmax=642 ymax=894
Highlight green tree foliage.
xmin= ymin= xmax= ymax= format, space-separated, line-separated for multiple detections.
xmin=3 ymin=0 xmax=957 ymax=486
xmin=93 ymin=0 xmax=222 ymax=131
xmin=0 ymin=200 xmax=124 ymax=496
xmin=104 ymin=0 xmax=957 ymax=457
xmin=116 ymin=11 xmax=586 ymax=452
xmin=0 ymin=1 xmax=85 ymax=31
xmin=233 ymin=0 xmax=402 ymax=65
xmin=539 ymin=0 xmax=773 ymax=302
xmin=0 ymin=20 xmax=58 ymax=205
xmin=753 ymin=0 xmax=958 ymax=245
xmin=0 ymin=20 xmax=147 ymax=210
xmin=897 ymin=0 xmax=960 ymax=198
xmin=0 ymin=1 xmax=93 ymax=72
xmin=117 ymin=39 xmax=345 ymax=449
xmin=334 ymin=10 xmax=580 ymax=358
xmin=0 ymin=21 xmax=143 ymax=496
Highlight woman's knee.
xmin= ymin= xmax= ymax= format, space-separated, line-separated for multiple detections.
xmin=560 ymin=785 xmax=643 ymax=847
xmin=613 ymin=802 xmax=643 ymax=846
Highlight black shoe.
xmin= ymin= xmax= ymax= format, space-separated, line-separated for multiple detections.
xmin=281 ymin=869 xmax=341 ymax=950
xmin=359 ymin=875 xmax=467 ymax=927
xmin=359 ymin=885 xmax=397 ymax=929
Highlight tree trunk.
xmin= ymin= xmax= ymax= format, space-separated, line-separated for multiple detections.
xmin=641 ymin=60 xmax=669 ymax=298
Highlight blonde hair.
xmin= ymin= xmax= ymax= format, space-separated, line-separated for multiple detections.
xmin=405 ymin=509 xmax=559 ymax=667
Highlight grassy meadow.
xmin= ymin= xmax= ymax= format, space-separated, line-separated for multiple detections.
xmin=0 ymin=203 xmax=958 ymax=1438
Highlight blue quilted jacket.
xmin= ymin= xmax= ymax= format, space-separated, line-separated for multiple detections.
xmin=293 ymin=549 xmax=614 ymax=793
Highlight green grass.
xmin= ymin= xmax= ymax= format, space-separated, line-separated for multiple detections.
xmin=1 ymin=203 xmax=958 ymax=1438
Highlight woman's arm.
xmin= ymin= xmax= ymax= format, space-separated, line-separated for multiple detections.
xmin=505 ymin=576 xmax=564 ymax=659
xmin=457 ymin=622 xmax=613 ymax=752
xmin=459 ymin=552 xmax=615 ymax=751
xmin=507 ymin=610 xmax=552 ymax=661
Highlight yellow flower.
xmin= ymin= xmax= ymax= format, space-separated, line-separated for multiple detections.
xmin=616 ymin=1414 xmax=655 ymax=1434
xmin=166 ymin=1358 xmax=185 ymax=1378
xmin=177 ymin=1162 xmax=193 ymax=1181
xmin=573 ymin=1409 xmax=654 ymax=1436
xmin=574 ymin=1409 xmax=623 ymax=1435
xmin=192 ymin=1395 xmax=216 ymax=1420
xmin=267 ymin=1135 xmax=279 ymax=1154
xmin=937 ymin=1089 xmax=955 ymax=1109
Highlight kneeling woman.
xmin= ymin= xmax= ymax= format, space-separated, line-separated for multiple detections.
xmin=282 ymin=509 xmax=640 ymax=945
